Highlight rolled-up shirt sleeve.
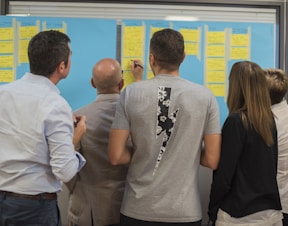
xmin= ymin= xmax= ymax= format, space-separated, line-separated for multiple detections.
xmin=45 ymin=103 xmax=86 ymax=183
xmin=75 ymin=152 xmax=86 ymax=171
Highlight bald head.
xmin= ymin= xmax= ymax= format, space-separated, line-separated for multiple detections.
xmin=92 ymin=58 xmax=123 ymax=94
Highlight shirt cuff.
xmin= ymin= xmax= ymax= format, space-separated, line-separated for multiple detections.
xmin=75 ymin=152 xmax=86 ymax=172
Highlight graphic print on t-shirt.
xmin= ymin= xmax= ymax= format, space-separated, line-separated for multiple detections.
xmin=153 ymin=86 xmax=179 ymax=176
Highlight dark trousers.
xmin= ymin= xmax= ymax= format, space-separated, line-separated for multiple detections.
xmin=0 ymin=193 xmax=61 ymax=226
xmin=72 ymin=224 xmax=120 ymax=226
xmin=283 ymin=213 xmax=288 ymax=226
xmin=120 ymin=214 xmax=202 ymax=226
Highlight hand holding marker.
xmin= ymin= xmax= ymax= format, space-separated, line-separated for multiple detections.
xmin=74 ymin=116 xmax=81 ymax=128
xmin=131 ymin=60 xmax=144 ymax=82
xmin=134 ymin=61 xmax=144 ymax=69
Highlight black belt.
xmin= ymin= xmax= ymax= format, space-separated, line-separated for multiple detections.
xmin=0 ymin=190 xmax=57 ymax=200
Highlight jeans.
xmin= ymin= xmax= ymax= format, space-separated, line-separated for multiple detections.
xmin=0 ymin=193 xmax=62 ymax=226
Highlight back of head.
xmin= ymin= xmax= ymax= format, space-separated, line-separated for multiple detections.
xmin=149 ymin=28 xmax=184 ymax=71
xmin=264 ymin=68 xmax=288 ymax=105
xmin=28 ymin=30 xmax=71 ymax=78
xmin=92 ymin=58 xmax=122 ymax=94
xmin=227 ymin=61 xmax=274 ymax=146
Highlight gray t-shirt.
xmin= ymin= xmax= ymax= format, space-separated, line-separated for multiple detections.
xmin=112 ymin=74 xmax=221 ymax=222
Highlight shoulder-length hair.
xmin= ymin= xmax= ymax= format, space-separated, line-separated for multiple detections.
xmin=227 ymin=61 xmax=274 ymax=146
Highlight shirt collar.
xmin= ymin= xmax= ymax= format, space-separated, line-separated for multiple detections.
xmin=96 ymin=93 xmax=120 ymax=102
xmin=21 ymin=73 xmax=60 ymax=94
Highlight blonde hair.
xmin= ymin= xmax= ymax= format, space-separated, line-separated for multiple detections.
xmin=264 ymin=68 xmax=288 ymax=105
xmin=227 ymin=61 xmax=274 ymax=146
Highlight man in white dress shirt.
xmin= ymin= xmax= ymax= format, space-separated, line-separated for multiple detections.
xmin=0 ymin=30 xmax=86 ymax=226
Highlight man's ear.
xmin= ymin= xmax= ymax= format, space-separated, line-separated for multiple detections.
xmin=181 ymin=52 xmax=186 ymax=63
xmin=119 ymin=79 xmax=124 ymax=91
xmin=90 ymin=78 xmax=96 ymax=88
xmin=149 ymin=53 xmax=155 ymax=66
xmin=57 ymin=61 xmax=66 ymax=73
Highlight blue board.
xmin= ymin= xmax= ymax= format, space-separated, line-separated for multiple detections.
xmin=0 ymin=16 xmax=276 ymax=124
xmin=0 ymin=16 xmax=117 ymax=110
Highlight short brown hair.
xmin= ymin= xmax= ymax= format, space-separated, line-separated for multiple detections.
xmin=149 ymin=28 xmax=184 ymax=71
xmin=264 ymin=68 xmax=288 ymax=105
xmin=28 ymin=30 xmax=71 ymax=77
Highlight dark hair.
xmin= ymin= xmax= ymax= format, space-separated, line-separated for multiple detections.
xmin=264 ymin=68 xmax=288 ymax=105
xmin=149 ymin=28 xmax=184 ymax=71
xmin=28 ymin=30 xmax=71 ymax=77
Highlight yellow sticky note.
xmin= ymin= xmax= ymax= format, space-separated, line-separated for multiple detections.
xmin=19 ymin=26 xmax=39 ymax=39
xmin=230 ymin=47 xmax=250 ymax=60
xmin=207 ymin=31 xmax=225 ymax=44
xmin=122 ymin=70 xmax=136 ymax=89
xmin=207 ymin=58 xmax=225 ymax=71
xmin=0 ymin=55 xmax=14 ymax=68
xmin=231 ymin=34 xmax=249 ymax=47
xmin=123 ymin=41 xmax=143 ymax=57
xmin=207 ymin=45 xmax=225 ymax=57
xmin=206 ymin=83 xmax=225 ymax=97
xmin=0 ymin=28 xmax=14 ymax=40
xmin=0 ymin=41 xmax=14 ymax=54
xmin=18 ymin=39 xmax=30 ymax=64
xmin=0 ymin=70 xmax=15 ymax=82
xmin=123 ymin=26 xmax=144 ymax=57
xmin=180 ymin=29 xmax=200 ymax=42
xmin=122 ymin=58 xmax=133 ymax=71
xmin=207 ymin=71 xmax=226 ymax=83
xmin=185 ymin=43 xmax=199 ymax=55
xmin=123 ymin=26 xmax=144 ymax=40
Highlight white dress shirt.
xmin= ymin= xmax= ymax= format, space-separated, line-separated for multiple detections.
xmin=0 ymin=73 xmax=85 ymax=194
xmin=272 ymin=99 xmax=288 ymax=214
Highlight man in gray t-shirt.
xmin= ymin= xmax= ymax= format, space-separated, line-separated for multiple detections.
xmin=108 ymin=28 xmax=221 ymax=225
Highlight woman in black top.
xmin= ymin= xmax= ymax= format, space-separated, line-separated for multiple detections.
xmin=208 ymin=61 xmax=282 ymax=226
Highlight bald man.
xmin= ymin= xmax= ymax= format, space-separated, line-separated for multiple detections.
xmin=66 ymin=58 xmax=143 ymax=226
